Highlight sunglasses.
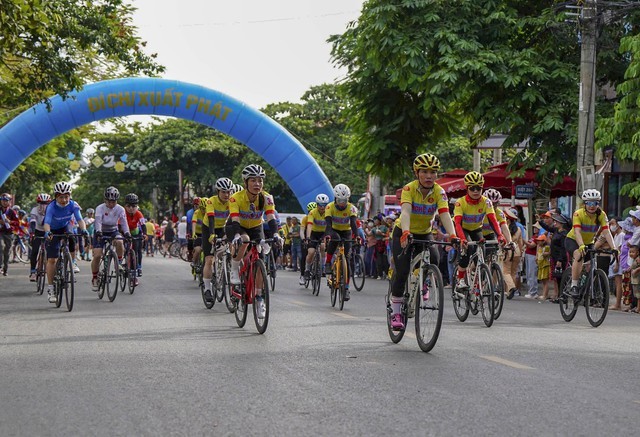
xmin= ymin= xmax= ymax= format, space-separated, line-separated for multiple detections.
xmin=468 ymin=185 xmax=482 ymax=192
xmin=584 ymin=200 xmax=600 ymax=207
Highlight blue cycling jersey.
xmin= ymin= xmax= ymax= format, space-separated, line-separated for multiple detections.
xmin=44 ymin=200 xmax=83 ymax=231
xmin=186 ymin=208 xmax=195 ymax=234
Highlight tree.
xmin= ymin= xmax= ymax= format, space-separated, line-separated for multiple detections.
xmin=329 ymin=0 xmax=636 ymax=185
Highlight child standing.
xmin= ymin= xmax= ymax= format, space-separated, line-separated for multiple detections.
xmin=628 ymin=245 xmax=640 ymax=313
xmin=535 ymin=234 xmax=551 ymax=301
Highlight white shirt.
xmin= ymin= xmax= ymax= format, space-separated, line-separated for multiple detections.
xmin=177 ymin=222 xmax=187 ymax=239
xmin=94 ymin=203 xmax=130 ymax=234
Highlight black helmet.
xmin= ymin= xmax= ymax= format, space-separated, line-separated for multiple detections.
xmin=125 ymin=193 xmax=139 ymax=205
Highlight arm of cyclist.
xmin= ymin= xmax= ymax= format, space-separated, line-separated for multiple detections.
xmin=486 ymin=211 xmax=507 ymax=245
xmin=324 ymin=216 xmax=339 ymax=240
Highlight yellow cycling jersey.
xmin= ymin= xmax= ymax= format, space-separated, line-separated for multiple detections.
xmin=205 ymin=195 xmax=230 ymax=230
xmin=228 ymin=190 xmax=275 ymax=230
xmin=453 ymin=195 xmax=495 ymax=232
xmin=566 ymin=208 xmax=609 ymax=245
xmin=301 ymin=215 xmax=308 ymax=230
xmin=482 ymin=206 xmax=506 ymax=236
xmin=325 ymin=202 xmax=357 ymax=232
xmin=192 ymin=209 xmax=205 ymax=235
xmin=307 ymin=207 xmax=327 ymax=233
xmin=399 ymin=180 xmax=449 ymax=234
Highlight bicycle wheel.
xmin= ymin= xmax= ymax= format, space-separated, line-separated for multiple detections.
xmin=17 ymin=240 xmax=30 ymax=263
xmin=312 ymin=257 xmax=321 ymax=296
xmin=330 ymin=260 xmax=338 ymax=307
xmin=338 ymin=255 xmax=347 ymax=310
xmin=351 ymin=253 xmax=365 ymax=291
xmin=559 ymin=268 xmax=578 ymax=322
xmin=54 ymin=258 xmax=64 ymax=309
xmin=214 ymin=258 xmax=225 ymax=303
xmin=127 ymin=249 xmax=137 ymax=294
xmin=62 ymin=249 xmax=74 ymax=312
xmin=451 ymin=281 xmax=470 ymax=322
xmin=586 ymin=269 xmax=609 ymax=327
xmin=105 ymin=249 xmax=119 ymax=302
xmin=234 ymin=284 xmax=248 ymax=328
xmin=386 ymin=276 xmax=405 ymax=343
xmin=201 ymin=270 xmax=214 ymax=309
xmin=223 ymin=257 xmax=235 ymax=313
xmin=252 ymin=259 xmax=270 ymax=334
xmin=118 ymin=255 xmax=128 ymax=293
xmin=36 ymin=248 xmax=47 ymax=295
xmin=267 ymin=252 xmax=276 ymax=291
xmin=179 ymin=244 xmax=190 ymax=262
xmin=415 ymin=264 xmax=444 ymax=353
xmin=491 ymin=263 xmax=505 ymax=320
xmin=97 ymin=258 xmax=106 ymax=300
xmin=478 ymin=264 xmax=495 ymax=327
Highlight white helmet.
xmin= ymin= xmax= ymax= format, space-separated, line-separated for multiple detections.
xmin=53 ymin=181 xmax=72 ymax=195
xmin=483 ymin=188 xmax=502 ymax=203
xmin=215 ymin=177 xmax=233 ymax=192
xmin=104 ymin=186 xmax=120 ymax=201
xmin=242 ymin=164 xmax=266 ymax=181
xmin=315 ymin=193 xmax=330 ymax=205
xmin=581 ymin=189 xmax=601 ymax=201
xmin=231 ymin=183 xmax=244 ymax=194
xmin=333 ymin=184 xmax=351 ymax=201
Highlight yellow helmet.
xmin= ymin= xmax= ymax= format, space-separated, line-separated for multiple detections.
xmin=464 ymin=171 xmax=484 ymax=187
xmin=413 ymin=153 xmax=440 ymax=172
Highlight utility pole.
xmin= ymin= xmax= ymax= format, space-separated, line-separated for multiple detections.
xmin=177 ymin=169 xmax=184 ymax=218
xmin=576 ymin=0 xmax=598 ymax=198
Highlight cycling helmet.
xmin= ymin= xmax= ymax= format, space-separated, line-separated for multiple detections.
xmin=232 ymin=184 xmax=244 ymax=194
xmin=86 ymin=208 xmax=95 ymax=214
xmin=413 ymin=153 xmax=441 ymax=172
xmin=125 ymin=193 xmax=139 ymax=205
xmin=0 ymin=193 xmax=11 ymax=201
xmin=463 ymin=171 xmax=484 ymax=187
xmin=315 ymin=193 xmax=330 ymax=205
xmin=53 ymin=181 xmax=72 ymax=195
xmin=36 ymin=193 xmax=51 ymax=203
xmin=215 ymin=177 xmax=234 ymax=192
xmin=581 ymin=189 xmax=601 ymax=201
xmin=333 ymin=183 xmax=351 ymax=201
xmin=18 ymin=209 xmax=26 ymax=216
xmin=193 ymin=197 xmax=201 ymax=207
xmin=11 ymin=205 xmax=20 ymax=211
xmin=483 ymin=188 xmax=502 ymax=203
xmin=104 ymin=186 xmax=120 ymax=201
xmin=306 ymin=201 xmax=317 ymax=212
xmin=242 ymin=164 xmax=266 ymax=181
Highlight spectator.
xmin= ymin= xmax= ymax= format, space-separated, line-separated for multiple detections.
xmin=504 ymin=208 xmax=524 ymax=299
xmin=628 ymin=245 xmax=640 ymax=313
xmin=372 ymin=216 xmax=388 ymax=279
xmin=608 ymin=217 xmax=625 ymax=310
xmin=535 ymin=234 xmax=551 ymax=301
xmin=163 ymin=220 xmax=175 ymax=258
xmin=289 ymin=216 xmax=301 ymax=272
xmin=364 ymin=220 xmax=376 ymax=277
xmin=618 ymin=217 xmax=635 ymax=310
xmin=177 ymin=216 xmax=188 ymax=246
xmin=282 ymin=216 xmax=292 ymax=269
xmin=523 ymin=223 xmax=542 ymax=298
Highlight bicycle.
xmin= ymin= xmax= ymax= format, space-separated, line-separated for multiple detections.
xmin=33 ymin=236 xmax=47 ymax=295
xmin=264 ymin=240 xmax=277 ymax=291
xmin=451 ymin=240 xmax=496 ymax=327
xmin=118 ymin=236 xmax=140 ymax=295
xmin=327 ymin=238 xmax=354 ymax=311
xmin=96 ymin=236 xmax=120 ymax=302
xmin=386 ymin=238 xmax=449 ymax=352
xmin=558 ymin=246 xmax=616 ymax=327
xmin=485 ymin=241 xmax=511 ymax=320
xmin=11 ymin=235 xmax=30 ymax=264
xmin=305 ymin=240 xmax=322 ymax=296
xmin=210 ymin=238 xmax=235 ymax=312
xmin=169 ymin=239 xmax=189 ymax=261
xmin=349 ymin=242 xmax=366 ymax=292
xmin=230 ymin=239 xmax=273 ymax=334
xmin=48 ymin=233 xmax=76 ymax=312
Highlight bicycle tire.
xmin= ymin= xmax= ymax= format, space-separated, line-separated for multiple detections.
xmin=585 ymin=269 xmax=609 ymax=327
xmin=127 ymin=249 xmax=137 ymax=294
xmin=118 ymin=253 xmax=128 ymax=293
xmin=267 ymin=251 xmax=276 ymax=291
xmin=351 ymin=253 xmax=365 ymax=291
xmin=63 ymin=249 xmax=74 ymax=312
xmin=252 ymin=258 xmax=270 ymax=334
xmin=312 ymin=254 xmax=321 ymax=296
xmin=386 ymin=276 xmax=405 ymax=343
xmin=452 ymin=281 xmax=470 ymax=322
xmin=105 ymin=249 xmax=119 ymax=302
xmin=478 ymin=263 xmax=495 ymax=327
xmin=97 ymin=257 xmax=106 ymax=300
xmin=559 ymin=268 xmax=578 ymax=322
xmin=338 ymin=255 xmax=347 ymax=310
xmin=17 ymin=239 xmax=30 ymax=263
xmin=54 ymin=257 xmax=63 ymax=309
xmin=330 ymin=259 xmax=338 ymax=307
xmin=36 ymin=247 xmax=47 ymax=295
xmin=214 ymin=258 xmax=225 ymax=303
xmin=234 ymin=284 xmax=248 ymax=328
xmin=179 ymin=243 xmax=190 ymax=262
xmin=491 ymin=262 xmax=505 ymax=320
xmin=415 ymin=264 xmax=444 ymax=352
xmin=223 ymin=257 xmax=235 ymax=313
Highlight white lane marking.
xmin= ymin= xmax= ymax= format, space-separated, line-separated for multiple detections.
xmin=290 ymin=300 xmax=310 ymax=306
xmin=479 ymin=355 xmax=535 ymax=370
xmin=333 ymin=312 xmax=356 ymax=319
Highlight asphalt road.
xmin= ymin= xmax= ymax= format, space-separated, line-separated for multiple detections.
xmin=1 ymin=256 xmax=639 ymax=436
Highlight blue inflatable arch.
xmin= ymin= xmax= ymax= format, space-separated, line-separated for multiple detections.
xmin=0 ymin=77 xmax=332 ymax=211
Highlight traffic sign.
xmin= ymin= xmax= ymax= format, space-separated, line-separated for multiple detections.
xmin=515 ymin=184 xmax=535 ymax=198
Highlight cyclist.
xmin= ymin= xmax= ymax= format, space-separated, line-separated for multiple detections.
xmin=0 ymin=193 xmax=19 ymax=276
xmin=226 ymin=164 xmax=280 ymax=319
xmin=190 ymin=197 xmax=206 ymax=268
xmin=91 ymin=186 xmax=131 ymax=291
xmin=29 ymin=193 xmax=51 ymax=281
xmin=453 ymin=171 xmax=507 ymax=290
xmin=304 ymin=194 xmax=329 ymax=281
xmin=389 ymin=153 xmax=458 ymax=329
xmin=298 ymin=202 xmax=315 ymax=286
xmin=43 ymin=182 xmax=88 ymax=303
xmin=324 ymin=183 xmax=359 ymax=301
xmin=202 ymin=177 xmax=233 ymax=302
xmin=564 ymin=189 xmax=616 ymax=299
xmin=482 ymin=188 xmax=512 ymax=243
xmin=185 ymin=197 xmax=198 ymax=262
xmin=124 ymin=193 xmax=145 ymax=281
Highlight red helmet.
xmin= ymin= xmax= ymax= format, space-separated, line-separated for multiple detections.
xmin=37 ymin=193 xmax=52 ymax=204
xmin=193 ymin=197 xmax=201 ymax=207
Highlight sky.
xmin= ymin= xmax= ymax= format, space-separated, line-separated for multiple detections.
xmin=131 ymin=0 xmax=365 ymax=110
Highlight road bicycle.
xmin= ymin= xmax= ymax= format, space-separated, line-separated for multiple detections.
xmin=48 ymin=233 xmax=76 ymax=311
xmin=230 ymin=239 xmax=274 ymax=334
xmin=168 ymin=239 xmax=190 ymax=261
xmin=558 ymin=246 xmax=616 ymax=327
xmin=327 ymin=238 xmax=354 ymax=311
xmin=349 ymin=242 xmax=365 ymax=292
xmin=305 ymin=240 xmax=322 ymax=296
xmin=118 ymin=236 xmax=140 ymax=295
xmin=264 ymin=240 xmax=277 ymax=291
xmin=211 ymin=239 xmax=235 ymax=312
xmin=33 ymin=236 xmax=47 ymax=295
xmin=451 ymin=240 xmax=495 ymax=327
xmin=386 ymin=238 xmax=449 ymax=352
xmin=96 ymin=236 xmax=120 ymax=302
xmin=485 ymin=241 xmax=512 ymax=320
xmin=11 ymin=235 xmax=30 ymax=264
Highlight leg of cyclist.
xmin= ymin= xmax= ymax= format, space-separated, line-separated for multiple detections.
xmin=30 ymin=230 xmax=45 ymax=281
xmin=456 ymin=229 xmax=483 ymax=289
xmin=341 ymin=230 xmax=353 ymax=300
xmin=44 ymin=230 xmax=64 ymax=303
xmin=390 ymin=227 xmax=411 ymax=329
xmin=201 ymin=226 xmax=214 ymax=302
xmin=564 ymin=238 xmax=583 ymax=298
